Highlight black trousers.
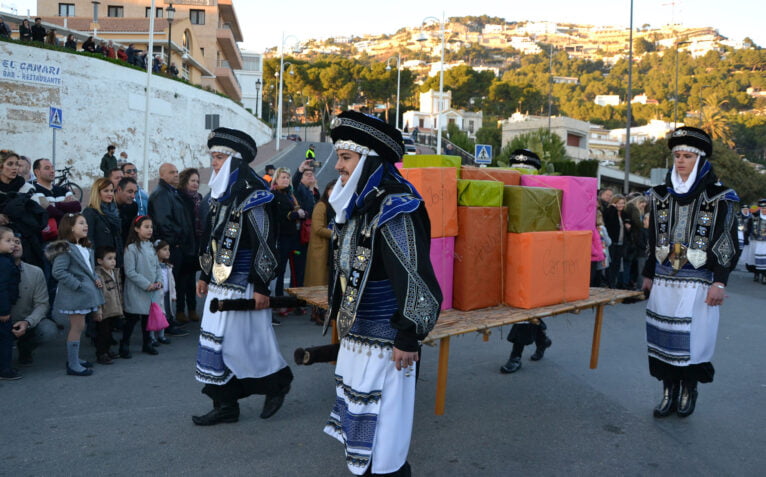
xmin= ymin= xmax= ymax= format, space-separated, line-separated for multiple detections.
xmin=202 ymin=366 xmax=293 ymax=404
xmin=649 ymin=357 xmax=714 ymax=383
xmin=121 ymin=313 xmax=149 ymax=348
xmin=95 ymin=317 xmax=117 ymax=355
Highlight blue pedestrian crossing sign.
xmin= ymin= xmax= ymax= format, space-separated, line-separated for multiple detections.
xmin=49 ymin=107 xmax=63 ymax=129
xmin=474 ymin=144 xmax=492 ymax=165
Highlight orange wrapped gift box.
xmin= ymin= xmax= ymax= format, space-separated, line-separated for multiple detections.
xmin=399 ymin=167 xmax=458 ymax=238
xmin=503 ymin=231 xmax=592 ymax=309
xmin=453 ymin=207 xmax=508 ymax=311
xmin=460 ymin=166 xmax=521 ymax=186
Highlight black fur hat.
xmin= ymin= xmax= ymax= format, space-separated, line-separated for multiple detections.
xmin=207 ymin=127 xmax=258 ymax=163
xmin=330 ymin=111 xmax=404 ymax=162
xmin=508 ymin=149 xmax=542 ymax=170
xmin=668 ymin=127 xmax=713 ymax=158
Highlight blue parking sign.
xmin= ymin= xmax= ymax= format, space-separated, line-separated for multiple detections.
xmin=474 ymin=144 xmax=492 ymax=165
xmin=49 ymin=107 xmax=63 ymax=129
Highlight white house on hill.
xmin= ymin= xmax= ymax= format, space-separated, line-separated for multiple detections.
xmin=402 ymin=90 xmax=483 ymax=137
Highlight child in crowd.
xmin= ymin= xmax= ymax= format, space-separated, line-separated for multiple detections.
xmin=121 ymin=216 xmax=162 ymax=357
xmin=0 ymin=227 xmax=22 ymax=380
xmin=46 ymin=214 xmax=104 ymax=376
xmin=150 ymin=240 xmax=174 ymax=346
xmin=592 ymin=209 xmax=611 ymax=287
xmin=94 ymin=246 xmax=123 ymax=364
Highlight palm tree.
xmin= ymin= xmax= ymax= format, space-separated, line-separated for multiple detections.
xmin=696 ymin=92 xmax=734 ymax=147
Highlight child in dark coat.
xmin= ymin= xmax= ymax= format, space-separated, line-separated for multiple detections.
xmin=0 ymin=227 xmax=21 ymax=380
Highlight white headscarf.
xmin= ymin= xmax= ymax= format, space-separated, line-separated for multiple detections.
xmin=329 ymin=152 xmax=372 ymax=224
xmin=670 ymin=146 xmax=703 ymax=194
xmin=208 ymin=146 xmax=239 ymax=199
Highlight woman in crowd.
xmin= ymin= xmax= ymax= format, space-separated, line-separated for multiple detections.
xmin=0 ymin=150 xmax=47 ymax=267
xmin=82 ymin=178 xmax=124 ymax=267
xmin=271 ymin=168 xmax=306 ymax=316
xmin=19 ymin=20 xmax=32 ymax=42
xmin=304 ymin=180 xmax=336 ymax=324
xmin=604 ymin=194 xmax=631 ymax=289
xmin=45 ymin=29 xmax=58 ymax=46
xmin=177 ymin=168 xmax=202 ymax=322
xmin=64 ymin=34 xmax=77 ymax=50
xmin=625 ymin=195 xmax=649 ymax=289
xmin=82 ymin=36 xmax=96 ymax=53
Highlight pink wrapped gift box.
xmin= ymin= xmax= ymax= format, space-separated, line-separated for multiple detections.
xmin=520 ymin=175 xmax=597 ymax=231
xmin=430 ymin=236 xmax=454 ymax=310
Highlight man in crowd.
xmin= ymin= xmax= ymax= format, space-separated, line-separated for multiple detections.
xmin=31 ymin=158 xmax=81 ymax=236
xmin=115 ymin=177 xmax=138 ymax=242
xmin=10 ymin=237 xmax=55 ymax=369
xmin=305 ymin=144 xmax=316 ymax=162
xmin=17 ymin=156 xmax=32 ymax=182
xmin=598 ymin=188 xmax=613 ymax=216
xmin=119 ymin=151 xmax=129 ymax=163
xmin=121 ymin=162 xmax=148 ymax=215
xmin=263 ymin=164 xmax=276 ymax=183
xmin=0 ymin=17 xmax=12 ymax=39
xmin=31 ymin=18 xmax=46 ymax=43
xmin=100 ymin=145 xmax=117 ymax=177
xmin=108 ymin=168 xmax=123 ymax=190
xmin=148 ymin=163 xmax=192 ymax=337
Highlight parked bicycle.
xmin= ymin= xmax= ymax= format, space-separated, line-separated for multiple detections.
xmin=55 ymin=166 xmax=83 ymax=202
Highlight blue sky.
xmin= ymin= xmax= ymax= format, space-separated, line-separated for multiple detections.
xmin=4 ymin=0 xmax=764 ymax=52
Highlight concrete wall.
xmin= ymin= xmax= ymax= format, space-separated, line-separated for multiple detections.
xmin=0 ymin=41 xmax=271 ymax=187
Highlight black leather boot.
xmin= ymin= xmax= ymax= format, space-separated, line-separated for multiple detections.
xmin=653 ymin=379 xmax=679 ymax=417
xmin=501 ymin=343 xmax=523 ymax=374
xmin=192 ymin=402 xmax=240 ymax=426
xmin=260 ymin=384 xmax=291 ymax=419
xmin=677 ymin=380 xmax=698 ymax=418
xmin=530 ymin=336 xmax=552 ymax=361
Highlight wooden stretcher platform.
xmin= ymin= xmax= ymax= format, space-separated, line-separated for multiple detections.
xmin=286 ymin=286 xmax=643 ymax=415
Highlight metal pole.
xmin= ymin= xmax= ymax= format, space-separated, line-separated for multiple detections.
xmin=623 ymin=0 xmax=634 ymax=195
xmin=436 ymin=12 xmax=445 ymax=154
xmin=395 ymin=53 xmax=401 ymax=130
xmin=52 ymin=129 xmax=56 ymax=169
xmin=548 ymin=45 xmax=554 ymax=132
xmin=142 ymin=0 xmax=156 ymax=192
xmin=673 ymin=41 xmax=679 ymax=128
xmin=166 ymin=20 xmax=172 ymax=73
xmin=276 ymin=32 xmax=284 ymax=151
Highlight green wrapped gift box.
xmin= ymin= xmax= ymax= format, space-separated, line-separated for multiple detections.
xmin=457 ymin=179 xmax=504 ymax=207
xmin=502 ymin=185 xmax=562 ymax=233
xmin=402 ymin=155 xmax=462 ymax=177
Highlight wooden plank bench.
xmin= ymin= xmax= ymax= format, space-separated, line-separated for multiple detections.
xmin=287 ymin=286 xmax=643 ymax=415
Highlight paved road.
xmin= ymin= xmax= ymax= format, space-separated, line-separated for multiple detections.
xmin=2 ymin=269 xmax=764 ymax=475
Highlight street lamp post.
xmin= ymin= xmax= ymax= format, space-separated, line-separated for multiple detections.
xmin=547 ymin=44 xmax=554 ymax=133
xmin=165 ymin=3 xmax=175 ymax=73
xmin=673 ymin=40 xmax=691 ymax=128
xmin=276 ymin=32 xmax=300 ymax=151
xmin=91 ymin=1 xmax=100 ymax=37
xmin=255 ymin=79 xmax=262 ymax=118
xmin=419 ymin=14 xmax=446 ymax=153
xmin=624 ymin=0 xmax=634 ymax=195
xmin=385 ymin=53 xmax=402 ymax=130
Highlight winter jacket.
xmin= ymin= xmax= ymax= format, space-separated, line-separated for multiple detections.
xmin=123 ymin=241 xmax=162 ymax=315
xmin=82 ymin=206 xmax=124 ymax=266
xmin=148 ymin=180 xmax=194 ymax=256
xmin=96 ymin=266 xmax=123 ymax=319
xmin=45 ymin=241 xmax=104 ymax=312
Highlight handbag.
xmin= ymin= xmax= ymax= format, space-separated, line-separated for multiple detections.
xmin=146 ymin=302 xmax=169 ymax=331
xmin=299 ymin=218 xmax=312 ymax=245
xmin=41 ymin=217 xmax=58 ymax=241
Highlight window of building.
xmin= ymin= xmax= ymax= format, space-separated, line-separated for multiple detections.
xmin=419 ymin=118 xmax=425 ymax=128
xmin=107 ymin=5 xmax=124 ymax=18
xmin=205 ymin=114 xmax=220 ymax=130
xmin=190 ymin=10 xmax=205 ymax=25
xmin=468 ymin=120 xmax=474 ymax=133
xmin=448 ymin=118 xmax=456 ymax=127
xmin=145 ymin=7 xmax=164 ymax=17
xmin=58 ymin=3 xmax=75 ymax=16
xmin=567 ymin=133 xmax=583 ymax=147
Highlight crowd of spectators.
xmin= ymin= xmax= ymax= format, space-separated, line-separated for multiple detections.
xmin=2 ymin=18 xmax=179 ymax=76
xmin=0 ymin=143 xmax=334 ymax=379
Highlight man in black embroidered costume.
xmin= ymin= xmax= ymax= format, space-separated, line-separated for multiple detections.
xmin=192 ymin=128 xmax=292 ymax=426
xmin=748 ymin=199 xmax=766 ymax=283
xmin=642 ymin=127 xmax=739 ymax=418
xmin=323 ymin=111 xmax=442 ymax=476
xmin=499 ymin=149 xmax=552 ymax=374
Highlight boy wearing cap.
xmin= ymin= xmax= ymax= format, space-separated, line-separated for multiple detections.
xmin=642 ymin=127 xmax=740 ymax=418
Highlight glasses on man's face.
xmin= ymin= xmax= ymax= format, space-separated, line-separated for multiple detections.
xmin=124 ymin=168 xmax=137 ymax=174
